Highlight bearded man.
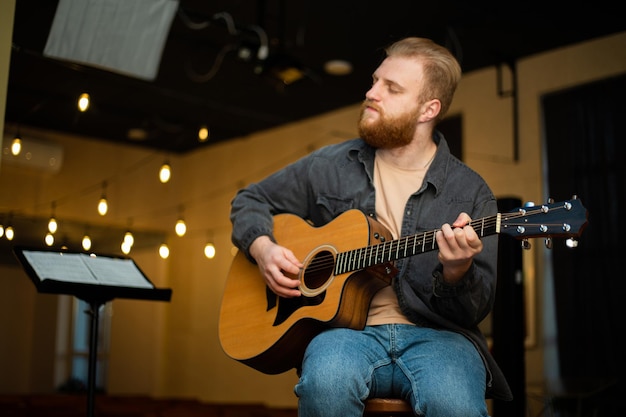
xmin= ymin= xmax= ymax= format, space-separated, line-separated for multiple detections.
xmin=229 ymin=37 xmax=512 ymax=417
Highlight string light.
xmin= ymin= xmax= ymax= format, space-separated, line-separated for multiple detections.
xmin=159 ymin=160 xmax=171 ymax=183
xmin=82 ymin=233 xmax=92 ymax=251
xmin=11 ymin=136 xmax=22 ymax=156
xmin=0 ymin=223 xmax=3 ymax=238
xmin=5 ymin=226 xmax=14 ymax=241
xmin=121 ymin=239 xmax=132 ymax=254
xmin=175 ymin=206 xmax=186 ymax=236
xmin=98 ymin=182 xmax=108 ymax=216
xmin=204 ymin=242 xmax=216 ymax=259
xmin=198 ymin=125 xmax=209 ymax=142
xmin=48 ymin=202 xmax=57 ymax=234
xmin=45 ymin=232 xmax=54 ymax=246
xmin=123 ymin=230 xmax=134 ymax=247
xmin=77 ymin=92 xmax=90 ymax=112
xmin=175 ymin=218 xmax=187 ymax=237
xmin=159 ymin=243 xmax=170 ymax=259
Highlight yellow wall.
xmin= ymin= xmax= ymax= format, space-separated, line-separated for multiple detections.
xmin=1 ymin=6 xmax=625 ymax=407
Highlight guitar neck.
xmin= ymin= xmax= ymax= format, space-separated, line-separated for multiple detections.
xmin=334 ymin=213 xmax=501 ymax=275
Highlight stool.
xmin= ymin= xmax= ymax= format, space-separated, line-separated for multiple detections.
xmin=364 ymin=398 xmax=413 ymax=416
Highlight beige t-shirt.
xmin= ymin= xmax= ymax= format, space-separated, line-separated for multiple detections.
xmin=366 ymin=151 xmax=429 ymax=325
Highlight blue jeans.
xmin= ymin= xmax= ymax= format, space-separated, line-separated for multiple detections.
xmin=294 ymin=324 xmax=489 ymax=417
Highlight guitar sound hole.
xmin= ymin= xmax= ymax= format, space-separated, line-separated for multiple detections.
xmin=303 ymin=250 xmax=335 ymax=290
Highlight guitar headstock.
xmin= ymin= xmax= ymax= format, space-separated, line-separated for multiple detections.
xmin=499 ymin=196 xmax=588 ymax=249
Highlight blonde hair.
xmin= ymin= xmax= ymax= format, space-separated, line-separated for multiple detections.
xmin=385 ymin=37 xmax=461 ymax=121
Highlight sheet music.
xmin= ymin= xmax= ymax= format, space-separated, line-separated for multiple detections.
xmin=22 ymin=250 xmax=153 ymax=288
xmin=83 ymin=256 xmax=153 ymax=288
xmin=23 ymin=251 xmax=98 ymax=284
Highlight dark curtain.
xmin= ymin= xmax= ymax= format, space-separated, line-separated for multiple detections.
xmin=542 ymin=73 xmax=626 ymax=412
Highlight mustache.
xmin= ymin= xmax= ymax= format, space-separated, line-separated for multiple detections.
xmin=360 ymin=100 xmax=382 ymax=113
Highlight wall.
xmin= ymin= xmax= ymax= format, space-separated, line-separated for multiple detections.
xmin=0 ymin=0 xmax=15 ymax=166
xmin=1 ymin=10 xmax=625 ymax=408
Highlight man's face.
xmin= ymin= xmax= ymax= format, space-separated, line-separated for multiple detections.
xmin=358 ymin=56 xmax=425 ymax=149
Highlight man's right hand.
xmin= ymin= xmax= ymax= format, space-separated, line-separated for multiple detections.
xmin=249 ymin=235 xmax=303 ymax=298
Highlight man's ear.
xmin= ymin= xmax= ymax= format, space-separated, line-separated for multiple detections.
xmin=418 ymin=99 xmax=441 ymax=122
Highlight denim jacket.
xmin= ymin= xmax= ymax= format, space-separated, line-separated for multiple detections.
xmin=230 ymin=131 xmax=513 ymax=401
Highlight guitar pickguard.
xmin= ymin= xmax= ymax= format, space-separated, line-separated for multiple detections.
xmin=271 ymin=288 xmax=325 ymax=326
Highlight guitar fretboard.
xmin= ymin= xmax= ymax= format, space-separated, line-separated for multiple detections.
xmin=334 ymin=213 xmax=501 ymax=275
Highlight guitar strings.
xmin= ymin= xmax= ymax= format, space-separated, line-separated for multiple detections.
xmin=301 ymin=205 xmax=570 ymax=276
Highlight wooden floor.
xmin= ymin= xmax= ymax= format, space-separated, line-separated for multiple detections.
xmin=0 ymin=394 xmax=298 ymax=417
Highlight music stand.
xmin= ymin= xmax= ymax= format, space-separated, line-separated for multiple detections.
xmin=13 ymin=246 xmax=172 ymax=417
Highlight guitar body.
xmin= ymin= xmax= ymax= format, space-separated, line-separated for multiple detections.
xmin=218 ymin=209 xmax=394 ymax=374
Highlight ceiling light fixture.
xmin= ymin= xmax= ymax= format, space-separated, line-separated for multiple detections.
xmin=159 ymin=160 xmax=171 ymax=183
xmin=204 ymin=242 xmax=216 ymax=259
xmin=175 ymin=206 xmax=186 ymax=237
xmin=323 ymin=59 xmax=353 ymax=76
xmin=48 ymin=202 xmax=57 ymax=234
xmin=11 ymin=135 xmax=22 ymax=156
xmin=82 ymin=233 xmax=92 ymax=251
xmin=77 ymin=92 xmax=90 ymax=112
xmin=159 ymin=243 xmax=170 ymax=259
xmin=198 ymin=125 xmax=209 ymax=142
xmin=97 ymin=182 xmax=108 ymax=216
xmin=5 ymin=225 xmax=14 ymax=241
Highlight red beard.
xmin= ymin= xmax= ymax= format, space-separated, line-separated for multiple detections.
xmin=357 ymin=100 xmax=419 ymax=149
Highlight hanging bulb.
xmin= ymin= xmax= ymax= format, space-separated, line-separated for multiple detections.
xmin=121 ymin=240 xmax=132 ymax=254
xmin=159 ymin=161 xmax=171 ymax=183
xmin=77 ymin=93 xmax=90 ymax=112
xmin=159 ymin=243 xmax=170 ymax=259
xmin=123 ymin=231 xmax=134 ymax=247
xmin=48 ymin=217 xmax=57 ymax=234
xmin=82 ymin=234 xmax=92 ymax=251
xmin=47 ymin=202 xmax=58 ymax=233
xmin=175 ymin=218 xmax=187 ymax=236
xmin=11 ymin=136 xmax=22 ymax=156
xmin=0 ymin=224 xmax=4 ymax=238
xmin=204 ymin=242 xmax=216 ymax=259
xmin=198 ymin=125 xmax=209 ymax=142
xmin=97 ymin=182 xmax=108 ymax=216
xmin=5 ymin=226 xmax=14 ymax=241
xmin=97 ymin=197 xmax=108 ymax=216
xmin=45 ymin=232 xmax=54 ymax=246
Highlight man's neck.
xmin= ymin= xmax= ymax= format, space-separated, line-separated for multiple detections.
xmin=376 ymin=132 xmax=437 ymax=170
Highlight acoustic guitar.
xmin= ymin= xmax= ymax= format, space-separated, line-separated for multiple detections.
xmin=218 ymin=198 xmax=588 ymax=374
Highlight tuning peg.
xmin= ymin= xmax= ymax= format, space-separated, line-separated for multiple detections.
xmin=566 ymin=238 xmax=579 ymax=248
xmin=544 ymin=237 xmax=552 ymax=249
xmin=521 ymin=239 xmax=531 ymax=250
xmin=547 ymin=197 xmax=555 ymax=204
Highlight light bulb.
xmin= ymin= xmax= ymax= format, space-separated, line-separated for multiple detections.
xmin=98 ymin=197 xmax=108 ymax=216
xmin=0 ymin=224 xmax=4 ymax=238
xmin=204 ymin=242 xmax=216 ymax=259
xmin=159 ymin=162 xmax=171 ymax=183
xmin=198 ymin=126 xmax=209 ymax=142
xmin=175 ymin=219 xmax=186 ymax=236
xmin=159 ymin=243 xmax=170 ymax=259
xmin=121 ymin=240 xmax=131 ymax=254
xmin=82 ymin=235 xmax=92 ymax=251
xmin=48 ymin=217 xmax=57 ymax=234
xmin=11 ymin=137 xmax=22 ymax=156
xmin=5 ymin=226 xmax=14 ymax=241
xmin=45 ymin=232 xmax=54 ymax=246
xmin=78 ymin=93 xmax=90 ymax=112
xmin=123 ymin=231 xmax=134 ymax=247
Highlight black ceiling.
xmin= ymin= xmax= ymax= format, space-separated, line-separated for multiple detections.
xmin=6 ymin=0 xmax=626 ymax=154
